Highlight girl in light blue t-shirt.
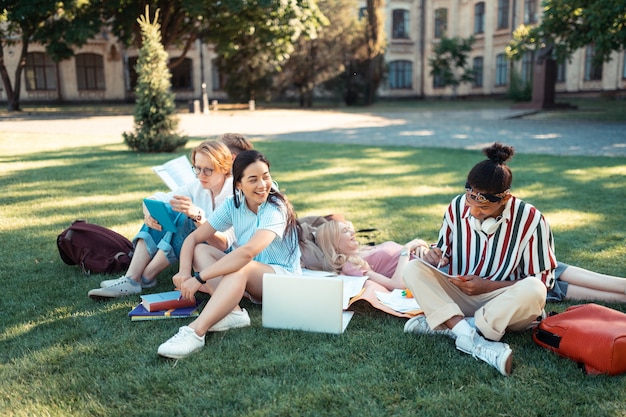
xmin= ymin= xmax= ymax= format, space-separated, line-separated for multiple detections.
xmin=157 ymin=150 xmax=301 ymax=360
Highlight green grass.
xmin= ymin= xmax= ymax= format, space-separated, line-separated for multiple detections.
xmin=1 ymin=121 xmax=626 ymax=416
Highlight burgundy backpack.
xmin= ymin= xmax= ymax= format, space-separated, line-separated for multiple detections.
xmin=57 ymin=220 xmax=133 ymax=275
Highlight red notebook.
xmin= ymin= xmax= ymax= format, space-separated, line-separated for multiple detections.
xmin=140 ymin=290 xmax=196 ymax=312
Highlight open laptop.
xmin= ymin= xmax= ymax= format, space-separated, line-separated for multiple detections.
xmin=262 ymin=273 xmax=354 ymax=334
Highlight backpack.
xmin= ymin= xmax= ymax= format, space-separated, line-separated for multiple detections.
xmin=533 ymin=303 xmax=626 ymax=375
xmin=56 ymin=220 xmax=134 ymax=275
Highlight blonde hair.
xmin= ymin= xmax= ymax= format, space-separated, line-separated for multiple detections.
xmin=191 ymin=140 xmax=233 ymax=176
xmin=219 ymin=133 xmax=253 ymax=155
xmin=315 ymin=220 xmax=369 ymax=273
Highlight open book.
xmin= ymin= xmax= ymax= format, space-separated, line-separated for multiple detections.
xmin=152 ymin=155 xmax=198 ymax=191
xmin=300 ymin=270 xmax=422 ymax=318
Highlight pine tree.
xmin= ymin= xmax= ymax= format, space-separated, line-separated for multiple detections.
xmin=123 ymin=7 xmax=187 ymax=153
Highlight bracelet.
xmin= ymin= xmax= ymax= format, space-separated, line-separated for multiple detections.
xmin=400 ymin=250 xmax=409 ymax=257
xmin=194 ymin=271 xmax=206 ymax=284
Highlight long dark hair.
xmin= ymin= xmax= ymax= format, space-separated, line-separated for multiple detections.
xmin=467 ymin=142 xmax=514 ymax=193
xmin=232 ymin=150 xmax=301 ymax=244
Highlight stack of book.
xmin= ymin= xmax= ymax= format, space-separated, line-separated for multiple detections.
xmin=128 ymin=290 xmax=204 ymax=321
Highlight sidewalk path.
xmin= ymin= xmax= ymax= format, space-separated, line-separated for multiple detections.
xmin=2 ymin=109 xmax=625 ymax=157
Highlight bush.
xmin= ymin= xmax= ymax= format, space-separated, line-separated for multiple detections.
xmin=123 ymin=7 xmax=187 ymax=153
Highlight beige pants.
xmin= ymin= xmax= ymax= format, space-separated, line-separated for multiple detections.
xmin=403 ymin=260 xmax=547 ymax=341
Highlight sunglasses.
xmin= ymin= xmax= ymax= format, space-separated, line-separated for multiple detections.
xmin=465 ymin=182 xmax=509 ymax=203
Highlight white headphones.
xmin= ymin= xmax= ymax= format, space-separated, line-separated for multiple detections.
xmin=470 ymin=216 xmax=503 ymax=235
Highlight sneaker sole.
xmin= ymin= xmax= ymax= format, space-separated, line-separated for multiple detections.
xmin=501 ymin=347 xmax=513 ymax=376
xmin=157 ymin=350 xmax=198 ymax=360
xmin=208 ymin=321 xmax=250 ymax=332
xmin=88 ymin=291 xmax=141 ymax=300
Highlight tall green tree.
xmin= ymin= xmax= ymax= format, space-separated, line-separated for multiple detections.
xmin=506 ymin=0 xmax=626 ymax=66
xmin=103 ymin=1 xmax=326 ymax=101
xmin=0 ymin=0 xmax=101 ymax=111
xmin=104 ymin=0 xmax=204 ymax=69
xmin=429 ymin=35 xmax=475 ymax=98
xmin=206 ymin=0 xmax=326 ymax=102
xmin=277 ymin=0 xmax=366 ymax=107
xmin=123 ymin=7 xmax=187 ymax=153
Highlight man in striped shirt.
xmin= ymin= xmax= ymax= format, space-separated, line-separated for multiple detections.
xmin=403 ymin=143 xmax=557 ymax=376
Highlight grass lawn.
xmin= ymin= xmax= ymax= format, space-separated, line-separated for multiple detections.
xmin=1 ymin=108 xmax=626 ymax=416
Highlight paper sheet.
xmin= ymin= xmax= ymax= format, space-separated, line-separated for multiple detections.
xmin=375 ymin=289 xmax=421 ymax=313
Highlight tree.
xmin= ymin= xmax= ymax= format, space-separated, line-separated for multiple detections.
xmin=506 ymin=1 xmax=625 ymax=108
xmin=123 ymin=7 xmax=187 ymax=153
xmin=276 ymin=0 xmax=367 ymax=107
xmin=362 ymin=0 xmax=386 ymax=105
xmin=506 ymin=0 xmax=626 ymax=67
xmin=429 ymin=35 xmax=475 ymax=98
xmin=104 ymin=0 xmax=204 ymax=70
xmin=205 ymin=0 xmax=326 ymax=103
xmin=0 ymin=0 xmax=101 ymax=111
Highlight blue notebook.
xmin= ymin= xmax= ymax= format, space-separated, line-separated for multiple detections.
xmin=143 ymin=199 xmax=182 ymax=233
xmin=128 ymin=300 xmax=205 ymax=321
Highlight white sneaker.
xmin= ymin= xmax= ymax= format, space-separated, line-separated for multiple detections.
xmin=404 ymin=315 xmax=456 ymax=339
xmin=88 ymin=277 xmax=142 ymax=299
xmin=208 ymin=309 xmax=251 ymax=332
xmin=455 ymin=328 xmax=513 ymax=376
xmin=157 ymin=326 xmax=205 ymax=359
xmin=100 ymin=275 xmax=157 ymax=289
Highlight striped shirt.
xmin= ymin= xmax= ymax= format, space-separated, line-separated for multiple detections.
xmin=436 ymin=195 xmax=556 ymax=289
xmin=208 ymin=195 xmax=302 ymax=274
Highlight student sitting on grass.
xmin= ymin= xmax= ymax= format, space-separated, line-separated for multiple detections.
xmin=88 ymin=140 xmax=234 ymax=300
xmin=157 ymin=150 xmax=301 ymax=359
xmin=403 ymin=142 xmax=556 ymax=376
xmin=219 ymin=132 xmax=254 ymax=158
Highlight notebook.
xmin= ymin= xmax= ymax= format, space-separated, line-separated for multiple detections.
xmin=143 ymin=199 xmax=181 ymax=233
xmin=262 ymin=273 xmax=354 ymax=334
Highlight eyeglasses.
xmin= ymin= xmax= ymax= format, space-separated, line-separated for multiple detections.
xmin=465 ymin=182 xmax=509 ymax=203
xmin=192 ymin=166 xmax=214 ymax=177
xmin=340 ymin=222 xmax=355 ymax=234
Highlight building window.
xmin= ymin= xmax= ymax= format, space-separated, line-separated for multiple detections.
xmin=75 ymin=53 xmax=105 ymax=90
xmin=127 ymin=56 xmax=138 ymax=91
xmin=495 ymin=54 xmax=508 ymax=86
xmin=497 ymin=0 xmax=510 ymax=29
xmin=434 ymin=8 xmax=447 ymax=39
xmin=25 ymin=52 xmax=57 ymax=91
xmin=389 ymin=60 xmax=412 ymax=89
xmin=433 ymin=73 xmax=445 ymax=89
xmin=521 ymin=51 xmax=534 ymax=83
xmin=392 ymin=9 xmax=410 ymax=39
xmin=474 ymin=2 xmax=485 ymax=34
xmin=556 ymin=61 xmax=566 ymax=83
xmin=212 ymin=59 xmax=226 ymax=91
xmin=584 ymin=45 xmax=602 ymax=81
xmin=524 ymin=0 xmax=537 ymax=24
xmin=169 ymin=57 xmax=193 ymax=90
xmin=473 ymin=57 xmax=484 ymax=87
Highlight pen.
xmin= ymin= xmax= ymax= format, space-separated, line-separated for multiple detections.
xmin=437 ymin=244 xmax=448 ymax=269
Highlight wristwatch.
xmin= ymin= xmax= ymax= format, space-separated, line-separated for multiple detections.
xmin=400 ymin=250 xmax=409 ymax=257
xmin=191 ymin=210 xmax=202 ymax=222
xmin=194 ymin=271 xmax=207 ymax=284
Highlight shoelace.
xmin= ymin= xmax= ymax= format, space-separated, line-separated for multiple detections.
xmin=169 ymin=328 xmax=192 ymax=343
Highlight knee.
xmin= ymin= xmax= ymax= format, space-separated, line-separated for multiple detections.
xmin=519 ymin=278 xmax=548 ymax=304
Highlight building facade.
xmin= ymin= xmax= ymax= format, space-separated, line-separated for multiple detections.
xmin=1 ymin=0 xmax=625 ymax=105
